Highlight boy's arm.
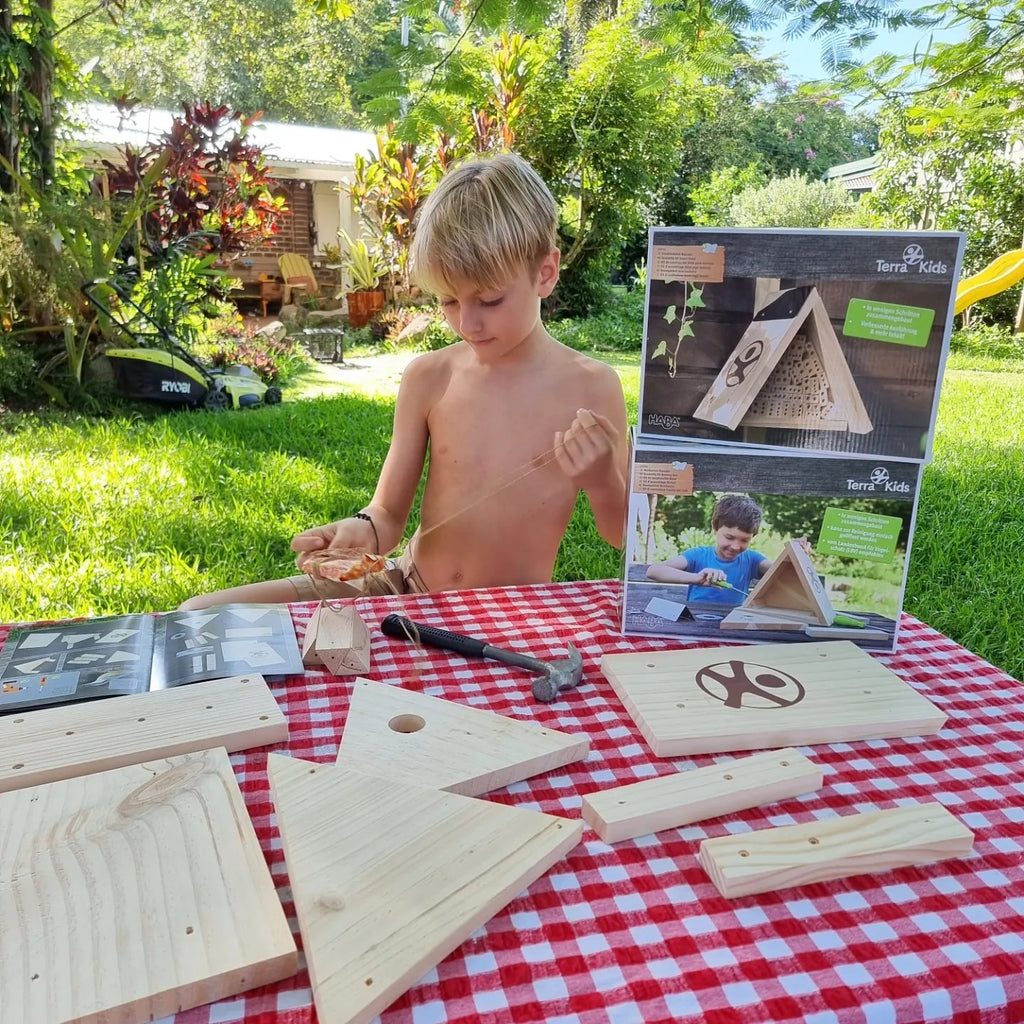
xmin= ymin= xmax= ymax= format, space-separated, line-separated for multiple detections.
xmin=292 ymin=357 xmax=432 ymax=561
xmin=554 ymin=374 xmax=630 ymax=547
xmin=645 ymin=556 xmax=723 ymax=586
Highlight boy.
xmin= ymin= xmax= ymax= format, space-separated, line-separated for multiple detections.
xmin=180 ymin=153 xmax=628 ymax=610
xmin=645 ymin=494 xmax=769 ymax=607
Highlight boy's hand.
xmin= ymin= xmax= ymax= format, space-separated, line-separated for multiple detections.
xmin=553 ymin=408 xmax=620 ymax=492
xmin=291 ymin=517 xmax=378 ymax=570
xmin=696 ymin=568 xmax=727 ymax=585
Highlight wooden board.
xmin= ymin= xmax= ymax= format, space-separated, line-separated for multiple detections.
xmin=0 ymin=748 xmax=298 ymax=1024
xmin=334 ymin=678 xmax=589 ymax=796
xmin=315 ymin=603 xmax=371 ymax=676
xmin=719 ymin=607 xmax=812 ymax=631
xmin=581 ymin=748 xmax=822 ymax=843
xmin=600 ymin=641 xmax=946 ymax=757
xmin=698 ymin=802 xmax=974 ymax=898
xmin=268 ymin=754 xmax=582 ymax=1024
xmin=0 ymin=673 xmax=287 ymax=794
xmin=301 ymin=601 xmax=325 ymax=667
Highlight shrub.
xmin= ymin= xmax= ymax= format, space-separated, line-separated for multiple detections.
xmin=950 ymin=323 xmax=1024 ymax=361
xmin=204 ymin=335 xmax=308 ymax=386
xmin=726 ymin=171 xmax=855 ymax=228
xmin=548 ymin=287 xmax=645 ymax=351
xmin=0 ymin=333 xmax=39 ymax=404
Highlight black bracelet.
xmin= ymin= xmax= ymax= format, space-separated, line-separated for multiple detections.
xmin=353 ymin=511 xmax=380 ymax=553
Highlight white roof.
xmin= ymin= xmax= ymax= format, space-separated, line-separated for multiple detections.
xmin=71 ymin=102 xmax=377 ymax=174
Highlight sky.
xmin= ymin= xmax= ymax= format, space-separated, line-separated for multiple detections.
xmin=754 ymin=20 xmax=965 ymax=84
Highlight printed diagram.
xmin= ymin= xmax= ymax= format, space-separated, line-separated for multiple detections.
xmin=692 ymin=283 xmax=873 ymax=435
xmin=0 ymin=605 xmax=302 ymax=713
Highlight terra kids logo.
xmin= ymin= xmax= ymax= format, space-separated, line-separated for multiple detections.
xmin=875 ymin=243 xmax=948 ymax=276
xmin=846 ymin=467 xmax=911 ymax=493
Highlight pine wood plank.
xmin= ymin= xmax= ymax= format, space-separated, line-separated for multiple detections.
xmin=315 ymin=604 xmax=371 ymax=676
xmin=600 ymin=641 xmax=946 ymax=757
xmin=698 ymin=802 xmax=974 ymax=898
xmin=581 ymin=748 xmax=822 ymax=843
xmin=268 ymin=754 xmax=582 ymax=1024
xmin=0 ymin=674 xmax=287 ymax=794
xmin=334 ymin=678 xmax=589 ymax=795
xmin=301 ymin=601 xmax=325 ymax=667
xmin=0 ymin=748 xmax=298 ymax=1024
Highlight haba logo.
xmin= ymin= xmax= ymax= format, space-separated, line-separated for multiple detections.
xmin=647 ymin=412 xmax=682 ymax=430
xmin=876 ymin=242 xmax=948 ymax=276
xmin=846 ymin=465 xmax=910 ymax=493
xmin=695 ymin=659 xmax=805 ymax=710
xmin=725 ymin=339 xmax=764 ymax=388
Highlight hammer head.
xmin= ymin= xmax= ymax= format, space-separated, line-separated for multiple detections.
xmin=531 ymin=644 xmax=584 ymax=703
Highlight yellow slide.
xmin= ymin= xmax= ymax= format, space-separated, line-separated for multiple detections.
xmin=955 ymin=249 xmax=1024 ymax=314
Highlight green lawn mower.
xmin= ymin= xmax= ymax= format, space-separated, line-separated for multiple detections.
xmin=84 ymin=280 xmax=281 ymax=411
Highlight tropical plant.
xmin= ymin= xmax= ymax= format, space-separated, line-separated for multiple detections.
xmin=338 ymin=232 xmax=387 ymax=293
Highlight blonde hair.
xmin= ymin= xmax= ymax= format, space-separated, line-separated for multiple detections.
xmin=410 ymin=152 xmax=558 ymax=296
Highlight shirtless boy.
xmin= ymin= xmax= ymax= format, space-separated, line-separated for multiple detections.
xmin=179 ymin=153 xmax=628 ymax=610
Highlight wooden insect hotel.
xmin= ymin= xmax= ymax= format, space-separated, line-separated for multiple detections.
xmin=692 ymin=283 xmax=873 ymax=435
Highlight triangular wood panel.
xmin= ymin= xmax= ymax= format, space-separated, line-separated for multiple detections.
xmin=742 ymin=539 xmax=834 ymax=625
xmin=268 ymin=754 xmax=582 ymax=1024
xmin=600 ymin=640 xmax=946 ymax=757
xmin=334 ymin=678 xmax=589 ymax=795
xmin=693 ymin=285 xmax=872 ymax=434
xmin=0 ymin=748 xmax=297 ymax=1024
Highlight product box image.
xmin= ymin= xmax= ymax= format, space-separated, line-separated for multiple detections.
xmin=622 ymin=441 xmax=925 ymax=653
xmin=638 ymin=227 xmax=964 ymax=461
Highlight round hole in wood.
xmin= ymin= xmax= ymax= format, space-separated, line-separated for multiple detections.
xmin=365 ymin=978 xmax=374 ymax=987
xmin=12 ymin=763 xmax=24 ymax=770
xmin=646 ymin=663 xmax=656 ymax=668
xmin=723 ymin=774 xmax=733 ymax=780
xmin=259 ymin=715 xmax=269 ymax=721
xmin=137 ymin=717 xmax=145 ymax=722
xmin=676 ymin=703 xmax=686 ymax=708
xmin=388 ymin=714 xmax=426 ymax=734
xmin=808 ymin=836 xmax=820 ymax=845
xmin=65 ymin=730 xmax=74 ymax=736
xmin=738 ymin=849 xmax=750 ymax=857
xmin=185 ymin=926 xmax=194 ymax=935
xmin=12 ymin=718 xmax=24 ymax=724
xmin=780 ymin=760 xmax=789 ymax=766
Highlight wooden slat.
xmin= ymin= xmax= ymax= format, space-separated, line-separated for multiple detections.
xmin=0 ymin=674 xmax=286 ymax=793
xmin=698 ymin=802 xmax=974 ymax=898
xmin=334 ymin=678 xmax=589 ymax=796
xmin=0 ymin=748 xmax=298 ymax=1023
xmin=581 ymin=748 xmax=822 ymax=843
xmin=600 ymin=641 xmax=946 ymax=757
xmin=269 ymin=754 xmax=582 ymax=1024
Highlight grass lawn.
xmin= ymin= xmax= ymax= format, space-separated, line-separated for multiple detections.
xmin=1 ymin=348 xmax=1021 ymax=681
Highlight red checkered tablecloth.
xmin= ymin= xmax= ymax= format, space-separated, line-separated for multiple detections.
xmin=6 ymin=581 xmax=1024 ymax=1024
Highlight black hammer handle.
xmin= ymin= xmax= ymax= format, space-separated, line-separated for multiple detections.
xmin=381 ymin=613 xmax=489 ymax=658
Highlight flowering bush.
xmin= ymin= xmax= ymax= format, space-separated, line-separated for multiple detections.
xmin=205 ymin=334 xmax=309 ymax=385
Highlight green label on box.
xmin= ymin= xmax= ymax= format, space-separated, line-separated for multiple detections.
xmin=843 ymin=299 xmax=935 ymax=346
xmin=817 ymin=507 xmax=902 ymax=562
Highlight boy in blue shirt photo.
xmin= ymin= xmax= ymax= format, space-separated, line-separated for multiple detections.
xmin=645 ymin=494 xmax=773 ymax=606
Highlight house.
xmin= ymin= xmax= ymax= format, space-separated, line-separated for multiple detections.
xmin=71 ymin=102 xmax=378 ymax=307
xmin=822 ymin=155 xmax=881 ymax=197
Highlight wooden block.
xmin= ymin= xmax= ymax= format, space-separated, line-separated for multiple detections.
xmin=804 ymin=624 xmax=891 ymax=642
xmin=316 ymin=603 xmax=371 ymax=676
xmin=0 ymin=748 xmax=298 ymax=1024
xmin=698 ymin=802 xmax=974 ymax=898
xmin=0 ymin=674 xmax=286 ymax=794
xmin=581 ymin=748 xmax=822 ymax=843
xmin=334 ymin=678 xmax=589 ymax=795
xmin=268 ymin=754 xmax=582 ymax=1024
xmin=600 ymin=641 xmax=946 ymax=757
xmin=301 ymin=601 xmax=325 ymax=668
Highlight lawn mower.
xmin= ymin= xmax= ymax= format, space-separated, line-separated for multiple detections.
xmin=83 ymin=279 xmax=281 ymax=411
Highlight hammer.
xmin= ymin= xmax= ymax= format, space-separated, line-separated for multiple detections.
xmin=380 ymin=614 xmax=584 ymax=703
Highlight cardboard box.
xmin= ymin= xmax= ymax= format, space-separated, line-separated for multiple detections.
xmin=639 ymin=227 xmax=965 ymax=462
xmin=622 ymin=440 xmax=924 ymax=653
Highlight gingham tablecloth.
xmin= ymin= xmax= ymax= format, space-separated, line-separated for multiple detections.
xmin=7 ymin=581 xmax=1024 ymax=1024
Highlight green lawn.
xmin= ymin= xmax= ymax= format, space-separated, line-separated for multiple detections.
xmin=1 ymin=351 xmax=1021 ymax=681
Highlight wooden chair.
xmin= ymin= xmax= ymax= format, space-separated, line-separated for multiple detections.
xmin=277 ymin=253 xmax=321 ymax=306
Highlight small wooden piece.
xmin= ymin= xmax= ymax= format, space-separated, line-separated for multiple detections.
xmin=581 ymin=747 xmax=822 ymax=843
xmin=698 ymin=802 xmax=974 ymax=898
xmin=334 ymin=678 xmax=589 ymax=795
xmin=0 ymin=748 xmax=298 ymax=1024
xmin=0 ymin=673 xmax=287 ymax=794
xmin=600 ymin=641 xmax=946 ymax=757
xmin=718 ymin=607 xmax=810 ymax=631
xmin=309 ymin=602 xmax=371 ymax=676
xmin=301 ymin=600 xmax=325 ymax=667
xmin=268 ymin=754 xmax=582 ymax=1024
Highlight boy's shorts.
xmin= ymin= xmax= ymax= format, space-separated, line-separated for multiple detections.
xmin=286 ymin=548 xmax=426 ymax=601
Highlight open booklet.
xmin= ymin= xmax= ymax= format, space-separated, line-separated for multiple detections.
xmin=0 ymin=604 xmax=303 ymax=714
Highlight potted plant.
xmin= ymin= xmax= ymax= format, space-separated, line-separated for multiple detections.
xmin=338 ymin=231 xmax=387 ymax=328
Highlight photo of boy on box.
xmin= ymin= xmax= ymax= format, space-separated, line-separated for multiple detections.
xmin=645 ymin=494 xmax=776 ymax=606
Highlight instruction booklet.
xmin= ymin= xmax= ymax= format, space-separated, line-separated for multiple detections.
xmin=0 ymin=604 xmax=303 ymax=714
